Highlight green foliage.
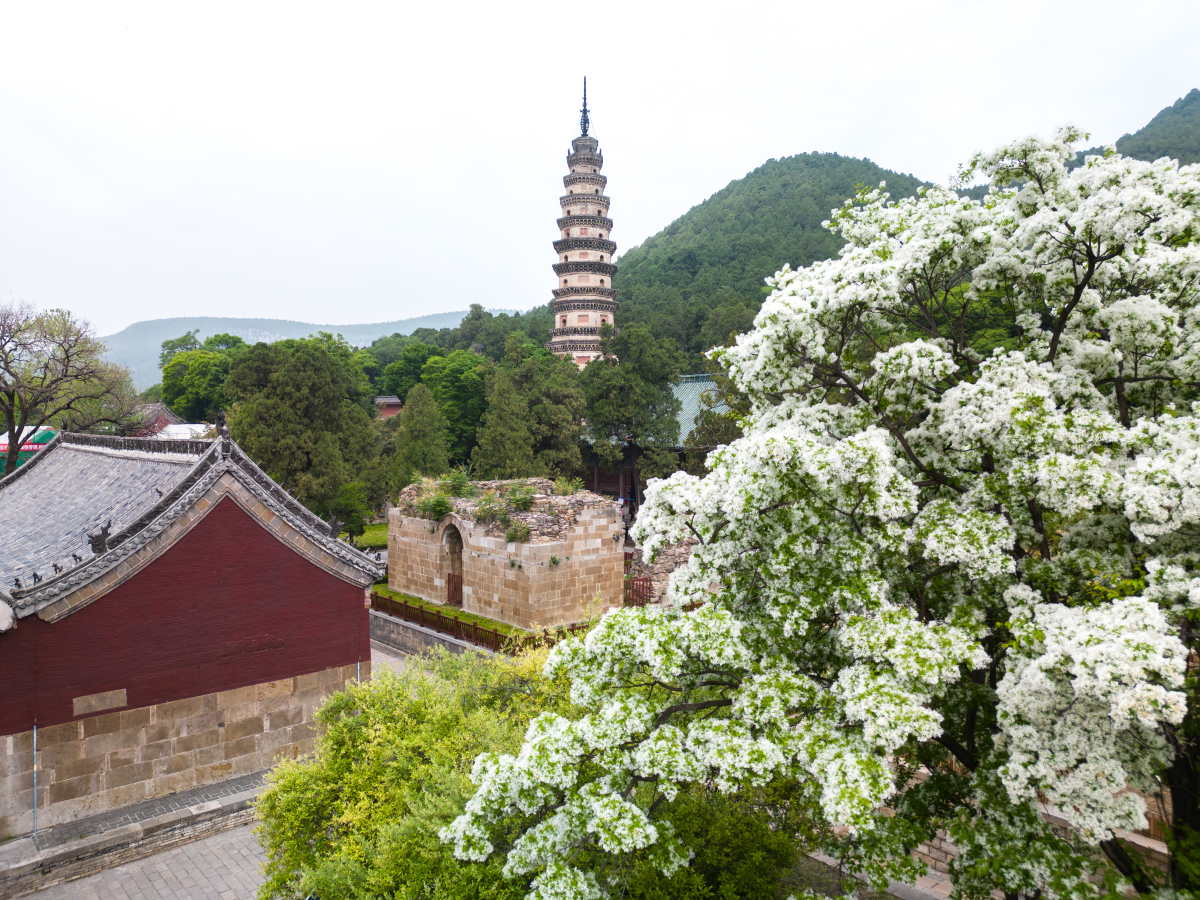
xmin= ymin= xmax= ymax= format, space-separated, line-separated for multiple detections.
xmin=504 ymin=521 xmax=531 ymax=543
xmin=473 ymin=491 xmax=506 ymax=522
xmin=553 ymin=476 xmax=583 ymax=496
xmin=421 ymin=350 xmax=490 ymax=463
xmin=354 ymin=522 xmax=388 ymax=550
xmin=622 ymin=789 xmax=803 ymax=900
xmin=254 ymin=650 xmax=813 ymax=900
xmin=139 ymin=383 xmax=162 ymax=403
xmin=159 ymin=329 xmax=201 ymax=369
xmin=416 ymin=493 xmax=453 ymax=520
xmin=254 ymin=650 xmax=571 ymax=900
xmin=201 ymin=332 xmax=248 ymax=354
xmin=1072 ymin=88 xmax=1200 ymax=169
xmin=580 ymin=324 xmax=686 ymax=492
xmin=507 ymin=484 xmax=535 ymax=511
xmin=352 ymin=349 xmax=381 ymax=386
xmin=331 ymin=481 xmax=371 ymax=539
xmin=549 ymin=555 xmax=560 ymax=566
xmin=502 ymin=333 xmax=585 ymax=477
xmin=391 ymin=383 xmax=450 ymax=492
xmin=612 ymin=153 xmax=929 ymax=367
xmin=381 ymin=342 xmax=446 ymax=401
xmin=471 ymin=368 xmax=536 ymax=479
xmin=161 ymin=349 xmax=232 ymax=421
xmin=438 ymin=466 xmax=476 ymax=498
xmin=226 ymin=334 xmax=378 ymax=515
xmin=424 ymin=303 xmax=555 ymax=361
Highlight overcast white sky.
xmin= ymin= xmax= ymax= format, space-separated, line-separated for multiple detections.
xmin=2 ymin=1 xmax=1197 ymax=336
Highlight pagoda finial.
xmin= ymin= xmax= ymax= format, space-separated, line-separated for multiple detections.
xmin=580 ymin=77 xmax=590 ymax=136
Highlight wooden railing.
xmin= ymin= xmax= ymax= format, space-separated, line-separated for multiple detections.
xmin=370 ymin=591 xmax=588 ymax=655
xmin=624 ymin=576 xmax=652 ymax=607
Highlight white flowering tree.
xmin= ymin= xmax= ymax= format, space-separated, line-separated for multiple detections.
xmin=442 ymin=129 xmax=1200 ymax=899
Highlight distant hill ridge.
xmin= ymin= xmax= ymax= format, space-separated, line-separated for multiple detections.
xmin=104 ymin=311 xmax=516 ymax=390
xmin=612 ymin=91 xmax=1198 ymax=366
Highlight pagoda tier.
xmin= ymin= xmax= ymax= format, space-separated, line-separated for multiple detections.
xmin=546 ymin=82 xmax=617 ymax=369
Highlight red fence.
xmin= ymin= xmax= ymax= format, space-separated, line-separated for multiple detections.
xmin=624 ymin=576 xmax=652 ymax=607
xmin=370 ymin=591 xmax=589 ymax=655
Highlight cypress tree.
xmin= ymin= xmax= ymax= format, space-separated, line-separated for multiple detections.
xmin=392 ymin=383 xmax=450 ymax=491
xmin=471 ymin=370 xmax=535 ymax=479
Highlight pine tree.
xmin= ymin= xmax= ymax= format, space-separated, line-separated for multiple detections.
xmin=392 ymin=383 xmax=449 ymax=491
xmin=471 ymin=369 xmax=535 ymax=478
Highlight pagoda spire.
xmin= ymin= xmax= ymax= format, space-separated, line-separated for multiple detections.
xmin=580 ymin=78 xmax=590 ymax=136
xmin=547 ymin=86 xmax=616 ymax=369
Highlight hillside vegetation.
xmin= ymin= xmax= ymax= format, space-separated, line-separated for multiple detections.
xmin=105 ymin=311 xmax=509 ymax=389
xmin=1075 ymin=87 xmax=1200 ymax=168
xmin=612 ymin=153 xmax=928 ymax=366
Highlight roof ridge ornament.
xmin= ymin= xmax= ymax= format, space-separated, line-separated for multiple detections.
xmin=580 ymin=77 xmax=589 ymax=137
xmin=88 ymin=520 xmax=113 ymax=556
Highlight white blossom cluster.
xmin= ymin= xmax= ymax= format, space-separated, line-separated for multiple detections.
xmin=443 ymin=130 xmax=1200 ymax=898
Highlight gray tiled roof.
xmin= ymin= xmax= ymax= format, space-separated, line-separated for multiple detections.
xmin=0 ymin=437 xmax=202 ymax=592
xmin=672 ymin=375 xmax=729 ymax=447
xmin=0 ymin=433 xmax=384 ymax=620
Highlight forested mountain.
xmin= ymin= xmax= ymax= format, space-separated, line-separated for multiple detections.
xmin=1074 ymin=88 xmax=1200 ymax=168
xmin=612 ymin=93 xmax=1199 ymax=367
xmin=611 ymin=153 xmax=928 ymax=365
xmin=104 ymin=311 xmax=513 ymax=389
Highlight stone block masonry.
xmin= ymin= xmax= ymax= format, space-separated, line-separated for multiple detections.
xmin=0 ymin=662 xmax=368 ymax=840
xmin=389 ymin=480 xmax=625 ymax=630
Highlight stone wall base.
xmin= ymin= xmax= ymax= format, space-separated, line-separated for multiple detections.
xmin=0 ymin=787 xmax=257 ymax=899
xmin=0 ymin=662 xmax=367 ymax=840
xmin=370 ymin=609 xmax=493 ymax=658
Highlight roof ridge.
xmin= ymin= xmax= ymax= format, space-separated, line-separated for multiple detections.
xmin=0 ymin=431 xmax=62 ymax=494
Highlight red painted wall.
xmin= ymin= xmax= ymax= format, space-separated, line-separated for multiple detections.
xmin=0 ymin=497 xmax=369 ymax=735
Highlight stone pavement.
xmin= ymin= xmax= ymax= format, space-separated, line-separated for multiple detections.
xmin=30 ymin=824 xmax=265 ymax=900
xmin=32 ymin=774 xmax=266 ymax=851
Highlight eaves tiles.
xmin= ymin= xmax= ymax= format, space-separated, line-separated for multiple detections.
xmin=0 ymin=433 xmax=383 ymax=627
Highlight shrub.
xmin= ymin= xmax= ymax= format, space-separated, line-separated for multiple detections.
xmin=549 ymin=555 xmax=560 ymax=566
xmin=255 ymin=649 xmax=572 ymax=900
xmin=474 ymin=492 xmax=507 ymax=523
xmin=504 ymin=522 xmax=531 ymax=544
xmin=439 ymin=466 xmax=476 ymax=498
xmin=553 ymin=476 xmax=584 ymax=496
xmin=508 ymin=484 xmax=535 ymax=511
xmin=416 ymin=493 xmax=453 ymax=521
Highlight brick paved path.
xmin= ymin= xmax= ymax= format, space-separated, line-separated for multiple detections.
xmin=33 ymin=772 xmax=266 ymax=851
xmin=34 ymin=824 xmax=265 ymax=899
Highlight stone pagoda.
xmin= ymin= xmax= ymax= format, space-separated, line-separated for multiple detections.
xmin=546 ymin=79 xmax=617 ymax=368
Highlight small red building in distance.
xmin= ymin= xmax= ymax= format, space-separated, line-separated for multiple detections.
xmin=0 ymin=433 xmax=382 ymax=838
xmin=374 ymin=395 xmax=403 ymax=419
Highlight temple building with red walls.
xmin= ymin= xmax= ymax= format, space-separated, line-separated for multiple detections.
xmin=0 ymin=432 xmax=383 ymax=839
xmin=546 ymin=80 xmax=618 ymax=369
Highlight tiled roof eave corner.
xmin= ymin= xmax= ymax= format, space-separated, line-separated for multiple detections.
xmin=21 ymin=440 xmax=383 ymax=623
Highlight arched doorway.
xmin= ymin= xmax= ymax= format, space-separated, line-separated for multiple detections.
xmin=443 ymin=524 xmax=463 ymax=606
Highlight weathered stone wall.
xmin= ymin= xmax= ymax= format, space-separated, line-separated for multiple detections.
xmin=388 ymin=501 xmax=624 ymax=630
xmin=627 ymin=540 xmax=699 ymax=604
xmin=0 ymin=662 xmax=365 ymax=840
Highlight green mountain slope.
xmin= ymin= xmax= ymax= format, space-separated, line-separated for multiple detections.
xmin=1103 ymin=88 xmax=1199 ymax=166
xmin=104 ymin=311 xmax=513 ymax=390
xmin=613 ymin=153 xmax=928 ymax=363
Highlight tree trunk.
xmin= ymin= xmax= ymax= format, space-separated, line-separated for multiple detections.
xmin=630 ymin=444 xmax=641 ymax=511
xmin=1167 ymin=617 xmax=1200 ymax=890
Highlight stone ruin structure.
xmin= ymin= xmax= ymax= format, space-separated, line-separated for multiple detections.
xmin=387 ymin=478 xmax=625 ymax=630
xmin=626 ymin=539 xmax=700 ymax=605
xmin=546 ymin=79 xmax=617 ymax=369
